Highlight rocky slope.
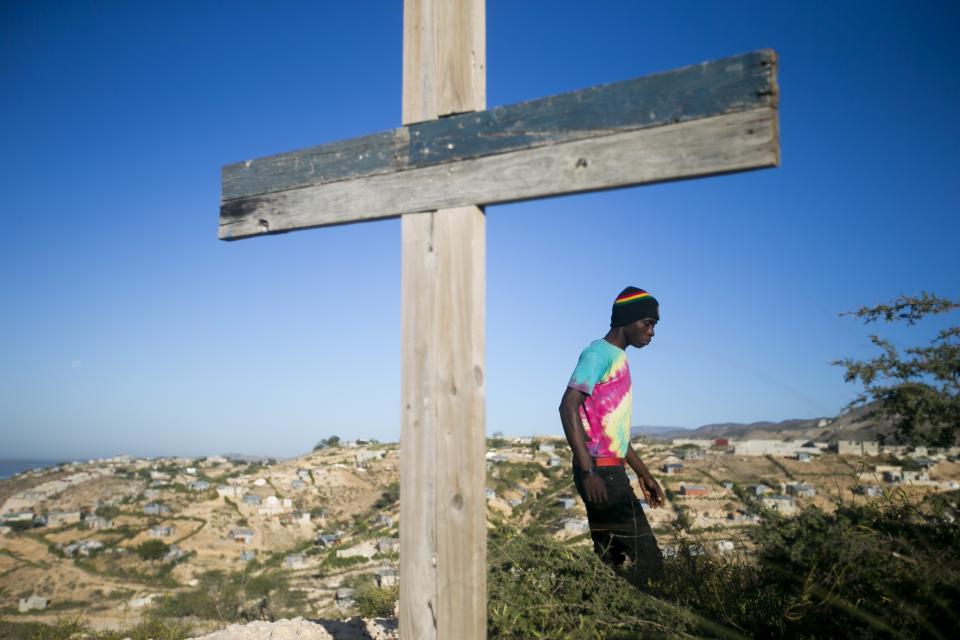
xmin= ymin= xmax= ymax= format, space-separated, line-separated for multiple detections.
xmin=187 ymin=616 xmax=397 ymax=640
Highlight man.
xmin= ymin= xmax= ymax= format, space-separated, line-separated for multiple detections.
xmin=559 ymin=286 xmax=666 ymax=585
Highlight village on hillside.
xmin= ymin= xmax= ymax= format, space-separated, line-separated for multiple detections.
xmin=1 ymin=431 xmax=959 ymax=632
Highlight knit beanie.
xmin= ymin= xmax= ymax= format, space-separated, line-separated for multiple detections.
xmin=610 ymin=287 xmax=659 ymax=327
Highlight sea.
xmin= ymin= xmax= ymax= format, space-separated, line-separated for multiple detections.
xmin=0 ymin=459 xmax=66 ymax=481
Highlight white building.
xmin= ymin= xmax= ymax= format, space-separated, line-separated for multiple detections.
xmin=84 ymin=515 xmax=114 ymax=530
xmin=148 ymin=525 xmax=176 ymax=538
xmin=19 ymin=595 xmax=48 ymax=613
xmin=377 ymin=538 xmax=400 ymax=554
xmin=733 ymin=440 xmax=820 ymax=457
xmin=376 ymin=567 xmax=399 ymax=588
xmin=837 ymin=440 xmax=880 ymax=457
xmin=230 ymin=527 xmax=255 ymax=544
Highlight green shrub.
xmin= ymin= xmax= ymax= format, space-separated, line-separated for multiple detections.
xmin=373 ymin=482 xmax=400 ymax=510
xmin=660 ymin=493 xmax=960 ymax=639
xmin=355 ymin=583 xmax=398 ymax=618
xmin=135 ymin=539 xmax=169 ymax=561
xmin=0 ymin=617 xmax=192 ymax=640
xmin=487 ymin=526 xmax=696 ymax=639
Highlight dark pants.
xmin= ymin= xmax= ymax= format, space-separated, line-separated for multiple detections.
xmin=572 ymin=464 xmax=665 ymax=586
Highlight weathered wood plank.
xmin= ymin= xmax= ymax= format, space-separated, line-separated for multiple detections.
xmin=402 ymin=0 xmax=438 ymax=124
xmin=400 ymin=2 xmax=486 ymax=640
xmin=436 ymin=0 xmax=484 ymax=117
xmin=221 ymin=50 xmax=775 ymax=203
xmin=399 ymin=211 xmax=439 ymax=640
xmin=433 ymin=205 xmax=486 ymax=640
xmin=220 ymin=107 xmax=777 ymax=239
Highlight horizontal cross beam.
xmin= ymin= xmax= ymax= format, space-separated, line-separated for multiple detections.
xmin=220 ymin=49 xmax=778 ymax=240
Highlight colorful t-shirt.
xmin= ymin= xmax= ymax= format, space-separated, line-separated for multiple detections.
xmin=567 ymin=339 xmax=632 ymax=458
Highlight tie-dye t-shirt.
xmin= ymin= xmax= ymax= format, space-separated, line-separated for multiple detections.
xmin=567 ymin=339 xmax=632 ymax=458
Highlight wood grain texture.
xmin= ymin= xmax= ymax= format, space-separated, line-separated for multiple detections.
xmin=399 ymin=211 xmax=439 ymax=640
xmin=402 ymin=0 xmax=437 ymax=124
xmin=400 ymin=2 xmax=486 ymax=639
xmin=221 ymin=50 xmax=775 ymax=203
xmin=437 ymin=0 xmax=484 ymax=117
xmin=220 ymin=107 xmax=778 ymax=239
xmin=433 ymin=205 xmax=486 ymax=639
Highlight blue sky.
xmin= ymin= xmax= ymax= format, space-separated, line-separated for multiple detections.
xmin=1 ymin=1 xmax=957 ymax=459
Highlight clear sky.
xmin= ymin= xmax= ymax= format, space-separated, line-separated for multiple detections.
xmin=1 ymin=1 xmax=957 ymax=460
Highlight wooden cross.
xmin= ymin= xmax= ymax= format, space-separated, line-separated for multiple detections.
xmin=218 ymin=2 xmax=779 ymax=638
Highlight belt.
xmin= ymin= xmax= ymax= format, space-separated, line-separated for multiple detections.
xmin=593 ymin=456 xmax=625 ymax=467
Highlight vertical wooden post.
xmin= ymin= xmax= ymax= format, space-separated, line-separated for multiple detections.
xmin=400 ymin=1 xmax=486 ymax=639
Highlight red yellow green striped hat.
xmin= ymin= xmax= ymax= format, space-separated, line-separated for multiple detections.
xmin=611 ymin=286 xmax=659 ymax=327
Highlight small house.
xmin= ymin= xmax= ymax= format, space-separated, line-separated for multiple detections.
xmin=18 ymin=595 xmax=48 ymax=613
xmin=796 ymin=451 xmax=812 ymax=462
xmin=1 ymin=511 xmax=35 ymax=523
xmin=854 ymin=484 xmax=882 ymax=497
xmin=285 ymin=554 xmax=308 ymax=569
xmin=143 ymin=502 xmax=170 ymax=515
xmin=63 ymin=539 xmax=104 ymax=558
xmin=376 ymin=567 xmax=399 ymax=588
xmin=148 ymin=524 xmax=176 ymax=538
xmin=787 ymin=483 xmax=816 ymax=498
xmin=547 ymin=456 xmax=562 ymax=467
xmin=680 ymin=485 xmax=709 ymax=497
xmin=217 ymin=485 xmax=241 ymax=498
xmin=355 ymin=450 xmax=385 ymax=466
xmin=557 ymin=497 xmax=577 ymax=510
xmin=537 ymin=443 xmax=556 ymax=453
xmin=291 ymin=479 xmax=306 ymax=490
xmin=676 ymin=448 xmax=705 ymax=461
xmin=83 ymin=515 xmax=113 ymax=530
xmin=242 ymin=494 xmax=262 ymax=506
xmin=902 ymin=469 xmax=930 ymax=483
xmin=762 ymin=495 xmax=797 ymax=515
xmin=371 ymin=513 xmax=393 ymax=527
xmin=239 ymin=550 xmax=257 ymax=562
xmin=377 ymin=537 xmax=400 ymax=554
xmin=316 ymin=533 xmax=341 ymax=547
xmin=662 ymin=463 xmax=684 ymax=475
xmin=229 ymin=527 xmax=255 ymax=544
xmin=189 ymin=480 xmax=210 ymax=492
xmin=751 ymin=484 xmax=773 ymax=496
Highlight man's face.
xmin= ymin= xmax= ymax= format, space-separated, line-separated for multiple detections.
xmin=624 ymin=316 xmax=657 ymax=349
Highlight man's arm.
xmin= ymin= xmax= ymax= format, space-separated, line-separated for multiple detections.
xmin=625 ymin=444 xmax=665 ymax=508
xmin=559 ymin=387 xmax=608 ymax=503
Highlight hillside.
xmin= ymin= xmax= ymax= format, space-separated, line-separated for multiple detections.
xmin=633 ymin=402 xmax=895 ymax=443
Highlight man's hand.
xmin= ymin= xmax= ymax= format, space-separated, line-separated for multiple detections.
xmin=638 ymin=474 xmax=665 ymax=508
xmin=583 ymin=475 xmax=608 ymax=504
